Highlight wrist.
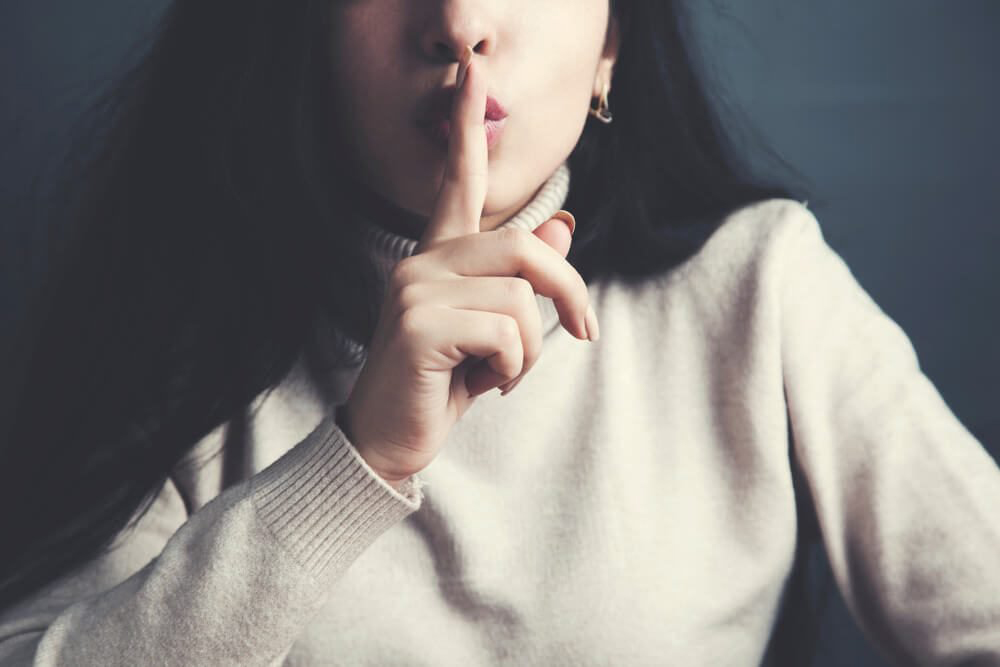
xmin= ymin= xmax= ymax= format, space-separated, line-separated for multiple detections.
xmin=335 ymin=403 xmax=410 ymax=491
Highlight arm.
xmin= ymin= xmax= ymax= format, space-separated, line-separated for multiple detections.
xmin=776 ymin=203 xmax=1000 ymax=665
xmin=0 ymin=415 xmax=424 ymax=666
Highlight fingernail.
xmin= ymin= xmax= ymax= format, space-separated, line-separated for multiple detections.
xmin=551 ymin=209 xmax=576 ymax=236
xmin=584 ymin=304 xmax=601 ymax=342
xmin=457 ymin=45 xmax=473 ymax=89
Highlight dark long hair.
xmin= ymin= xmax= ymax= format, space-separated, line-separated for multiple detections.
xmin=3 ymin=0 xmax=821 ymax=660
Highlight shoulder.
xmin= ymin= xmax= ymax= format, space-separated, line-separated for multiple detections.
xmin=599 ymin=199 xmax=836 ymax=352
xmin=629 ymin=197 xmax=823 ymax=295
xmin=689 ymin=197 xmax=822 ymax=278
xmin=600 ymin=198 xmax=827 ymax=337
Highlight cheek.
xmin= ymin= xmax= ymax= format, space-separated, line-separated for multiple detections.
xmin=482 ymin=58 xmax=592 ymax=214
xmin=328 ymin=38 xmax=402 ymax=171
xmin=519 ymin=57 xmax=594 ymax=155
xmin=514 ymin=9 xmax=605 ymax=153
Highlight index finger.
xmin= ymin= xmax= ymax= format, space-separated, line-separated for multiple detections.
xmin=415 ymin=45 xmax=488 ymax=255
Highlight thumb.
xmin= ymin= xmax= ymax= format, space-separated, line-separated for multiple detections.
xmin=531 ymin=210 xmax=575 ymax=258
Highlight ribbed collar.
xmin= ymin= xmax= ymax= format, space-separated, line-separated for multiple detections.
xmin=342 ymin=161 xmax=572 ymax=359
xmin=362 ymin=161 xmax=571 ymax=263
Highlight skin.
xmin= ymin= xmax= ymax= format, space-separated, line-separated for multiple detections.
xmin=327 ymin=6 xmax=617 ymax=486
xmin=328 ymin=0 xmax=620 ymax=238
xmin=339 ymin=48 xmax=600 ymax=489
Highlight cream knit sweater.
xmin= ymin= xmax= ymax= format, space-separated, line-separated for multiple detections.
xmin=1 ymin=162 xmax=998 ymax=666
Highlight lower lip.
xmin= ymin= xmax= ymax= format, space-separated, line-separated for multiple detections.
xmin=421 ymin=117 xmax=507 ymax=151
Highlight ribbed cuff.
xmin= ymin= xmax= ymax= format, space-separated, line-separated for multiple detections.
xmin=250 ymin=415 xmax=425 ymax=580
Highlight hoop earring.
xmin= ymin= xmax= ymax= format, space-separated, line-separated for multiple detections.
xmin=588 ymin=81 xmax=613 ymax=124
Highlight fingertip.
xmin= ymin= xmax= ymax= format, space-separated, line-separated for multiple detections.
xmin=550 ymin=210 xmax=576 ymax=236
xmin=457 ymin=45 xmax=473 ymax=89
xmin=532 ymin=218 xmax=572 ymax=258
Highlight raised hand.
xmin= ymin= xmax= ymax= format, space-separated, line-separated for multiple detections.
xmin=339 ymin=45 xmax=595 ymax=487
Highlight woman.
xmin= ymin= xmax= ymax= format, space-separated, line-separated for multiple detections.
xmin=2 ymin=0 xmax=998 ymax=665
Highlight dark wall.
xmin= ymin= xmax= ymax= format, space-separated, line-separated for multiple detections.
xmin=1 ymin=0 xmax=165 ymax=366
xmin=2 ymin=3 xmax=998 ymax=666
xmin=689 ymin=3 xmax=999 ymax=665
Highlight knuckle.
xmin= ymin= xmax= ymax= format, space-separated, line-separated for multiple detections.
xmin=504 ymin=276 xmax=534 ymax=303
xmin=496 ymin=315 xmax=520 ymax=346
xmin=396 ymin=306 xmax=425 ymax=342
xmin=496 ymin=225 xmax=530 ymax=253
xmin=389 ymin=257 xmax=419 ymax=292
xmin=396 ymin=282 xmax=423 ymax=312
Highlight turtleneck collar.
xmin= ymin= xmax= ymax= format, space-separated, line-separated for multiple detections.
xmin=311 ymin=161 xmax=572 ymax=370
xmin=360 ymin=161 xmax=571 ymax=280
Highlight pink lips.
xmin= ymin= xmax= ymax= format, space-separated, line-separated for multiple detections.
xmin=417 ymin=88 xmax=509 ymax=151
xmin=484 ymin=95 xmax=508 ymax=121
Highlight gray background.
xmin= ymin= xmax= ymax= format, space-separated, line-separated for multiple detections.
xmin=2 ymin=2 xmax=998 ymax=665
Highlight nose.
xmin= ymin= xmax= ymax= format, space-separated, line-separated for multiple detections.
xmin=420 ymin=3 xmax=497 ymax=65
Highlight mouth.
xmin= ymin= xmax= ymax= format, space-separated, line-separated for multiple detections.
xmin=422 ymin=117 xmax=507 ymax=151
xmin=416 ymin=86 xmax=509 ymax=151
xmin=416 ymin=86 xmax=509 ymax=126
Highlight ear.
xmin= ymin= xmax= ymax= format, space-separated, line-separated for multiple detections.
xmin=594 ymin=11 xmax=621 ymax=96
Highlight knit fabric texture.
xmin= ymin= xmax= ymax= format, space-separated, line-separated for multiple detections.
xmin=1 ymin=161 xmax=999 ymax=666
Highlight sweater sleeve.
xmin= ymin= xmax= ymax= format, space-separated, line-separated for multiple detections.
xmin=776 ymin=202 xmax=1000 ymax=665
xmin=0 ymin=413 xmax=424 ymax=666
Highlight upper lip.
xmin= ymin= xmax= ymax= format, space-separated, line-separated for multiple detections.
xmin=416 ymin=86 xmax=509 ymax=126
